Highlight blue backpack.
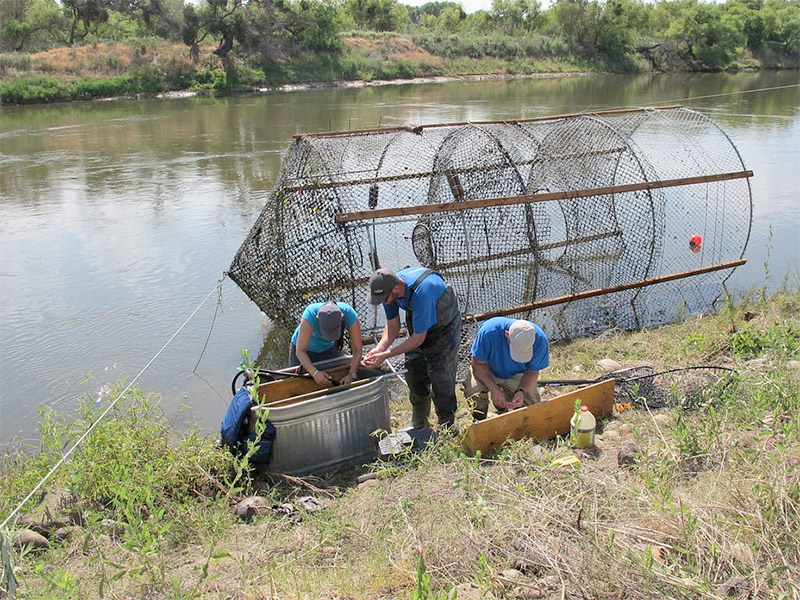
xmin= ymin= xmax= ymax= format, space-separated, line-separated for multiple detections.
xmin=220 ymin=387 xmax=276 ymax=465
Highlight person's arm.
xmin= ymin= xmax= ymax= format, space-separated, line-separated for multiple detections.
xmin=508 ymin=369 xmax=540 ymax=409
xmin=296 ymin=320 xmax=333 ymax=386
xmin=364 ymin=316 xmax=402 ymax=367
xmin=471 ymin=356 xmax=508 ymax=410
xmin=386 ymin=330 xmax=427 ymax=357
xmin=341 ymin=320 xmax=363 ymax=385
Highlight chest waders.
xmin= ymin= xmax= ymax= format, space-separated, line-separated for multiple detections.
xmin=403 ymin=270 xmax=461 ymax=430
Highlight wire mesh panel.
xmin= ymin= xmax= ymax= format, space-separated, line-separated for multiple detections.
xmin=229 ymin=107 xmax=752 ymax=373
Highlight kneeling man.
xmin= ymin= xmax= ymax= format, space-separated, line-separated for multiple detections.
xmin=465 ymin=317 xmax=549 ymax=421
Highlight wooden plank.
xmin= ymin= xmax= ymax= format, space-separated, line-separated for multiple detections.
xmin=465 ymin=259 xmax=746 ymax=322
xmin=462 ymin=379 xmax=616 ymax=455
xmin=257 ymin=377 xmax=318 ymax=403
xmin=256 ymin=366 xmax=351 ymax=403
xmin=259 ymin=378 xmax=373 ymax=409
xmin=336 ymin=170 xmax=753 ymax=223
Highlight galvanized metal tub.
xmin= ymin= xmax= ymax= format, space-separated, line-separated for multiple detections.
xmin=251 ymin=362 xmax=391 ymax=474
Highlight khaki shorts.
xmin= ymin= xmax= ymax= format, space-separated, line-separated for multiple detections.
xmin=462 ymin=369 xmax=541 ymax=419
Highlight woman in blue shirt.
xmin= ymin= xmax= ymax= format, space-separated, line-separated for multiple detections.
xmin=290 ymin=301 xmax=363 ymax=387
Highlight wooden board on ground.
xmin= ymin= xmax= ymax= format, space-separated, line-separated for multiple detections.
xmin=463 ymin=379 xmax=615 ymax=455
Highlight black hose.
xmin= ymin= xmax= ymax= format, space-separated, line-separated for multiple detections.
xmin=538 ymin=365 xmax=738 ymax=387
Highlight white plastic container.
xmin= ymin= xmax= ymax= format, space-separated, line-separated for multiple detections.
xmin=570 ymin=405 xmax=596 ymax=448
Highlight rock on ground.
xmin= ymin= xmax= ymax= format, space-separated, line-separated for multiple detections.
xmin=14 ymin=529 xmax=49 ymax=550
xmin=234 ymin=496 xmax=270 ymax=521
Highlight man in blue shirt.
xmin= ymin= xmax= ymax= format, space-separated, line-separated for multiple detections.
xmin=290 ymin=301 xmax=363 ymax=387
xmin=364 ymin=267 xmax=461 ymax=430
xmin=465 ymin=317 xmax=549 ymax=421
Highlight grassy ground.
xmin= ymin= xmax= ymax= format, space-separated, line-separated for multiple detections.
xmin=1 ymin=288 xmax=798 ymax=599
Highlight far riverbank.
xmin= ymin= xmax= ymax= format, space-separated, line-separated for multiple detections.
xmin=2 ymin=36 xmax=796 ymax=106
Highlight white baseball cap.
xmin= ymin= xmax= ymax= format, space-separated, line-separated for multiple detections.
xmin=508 ymin=320 xmax=536 ymax=363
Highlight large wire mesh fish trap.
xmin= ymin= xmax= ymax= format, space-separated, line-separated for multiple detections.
xmin=229 ymin=106 xmax=752 ymax=371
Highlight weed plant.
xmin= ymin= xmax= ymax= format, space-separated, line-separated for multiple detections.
xmin=1 ymin=290 xmax=798 ymax=599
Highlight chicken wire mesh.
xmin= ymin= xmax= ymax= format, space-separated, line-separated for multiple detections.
xmin=229 ymin=106 xmax=752 ymax=376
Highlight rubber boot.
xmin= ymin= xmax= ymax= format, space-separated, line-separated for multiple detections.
xmin=401 ymin=398 xmax=431 ymax=431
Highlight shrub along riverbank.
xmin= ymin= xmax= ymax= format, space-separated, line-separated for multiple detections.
xmin=1 ymin=30 xmax=797 ymax=105
xmin=0 ymin=36 xmax=591 ymax=105
xmin=3 ymin=0 xmax=798 ymax=105
xmin=1 ymin=287 xmax=798 ymax=599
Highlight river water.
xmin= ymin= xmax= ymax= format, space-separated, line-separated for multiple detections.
xmin=1 ymin=71 xmax=798 ymax=444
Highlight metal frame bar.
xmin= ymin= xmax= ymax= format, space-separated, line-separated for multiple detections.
xmin=336 ymin=171 xmax=753 ymax=223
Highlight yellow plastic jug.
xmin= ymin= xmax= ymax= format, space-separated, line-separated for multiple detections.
xmin=570 ymin=405 xmax=596 ymax=448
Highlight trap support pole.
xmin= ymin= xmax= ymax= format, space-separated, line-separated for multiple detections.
xmin=464 ymin=259 xmax=747 ymax=322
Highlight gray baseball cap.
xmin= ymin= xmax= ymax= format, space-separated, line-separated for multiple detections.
xmin=367 ymin=268 xmax=397 ymax=305
xmin=317 ymin=302 xmax=343 ymax=341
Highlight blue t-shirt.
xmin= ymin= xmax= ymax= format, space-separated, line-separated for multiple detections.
xmin=471 ymin=317 xmax=549 ymax=379
xmin=291 ymin=302 xmax=359 ymax=353
xmin=383 ymin=267 xmax=446 ymax=335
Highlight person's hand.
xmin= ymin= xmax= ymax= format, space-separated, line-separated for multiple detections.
xmin=363 ymin=350 xmax=389 ymax=368
xmin=506 ymin=390 xmax=525 ymax=411
xmin=490 ymin=388 xmax=508 ymax=411
xmin=312 ymin=369 xmax=332 ymax=386
xmin=341 ymin=373 xmax=356 ymax=386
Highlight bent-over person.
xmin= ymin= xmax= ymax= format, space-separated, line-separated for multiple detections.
xmin=290 ymin=301 xmax=363 ymax=387
xmin=465 ymin=317 xmax=549 ymax=421
xmin=363 ymin=267 xmax=461 ymax=430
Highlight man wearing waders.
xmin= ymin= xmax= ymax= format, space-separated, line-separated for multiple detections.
xmin=364 ymin=267 xmax=461 ymax=430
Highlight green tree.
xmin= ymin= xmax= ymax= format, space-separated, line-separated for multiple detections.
xmin=725 ymin=0 xmax=767 ymax=51
xmin=595 ymin=0 xmax=641 ymax=60
xmin=763 ymin=0 xmax=800 ymax=55
xmin=549 ymin=0 xmax=602 ymax=55
xmin=91 ymin=9 xmax=150 ymax=39
xmin=283 ymin=0 xmax=341 ymax=51
xmin=346 ymin=0 xmax=409 ymax=31
xmin=437 ymin=4 xmax=464 ymax=31
xmin=62 ymin=0 xmax=110 ymax=44
xmin=459 ymin=8 xmax=492 ymax=34
xmin=490 ymin=0 xmax=542 ymax=35
xmin=407 ymin=1 xmax=461 ymax=23
xmin=182 ymin=0 xmax=249 ymax=62
xmin=0 ymin=0 xmax=66 ymax=51
xmin=108 ymin=0 xmax=184 ymax=39
xmin=664 ymin=0 xmax=745 ymax=67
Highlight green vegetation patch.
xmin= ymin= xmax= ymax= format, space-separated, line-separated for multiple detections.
xmin=0 ymin=74 xmax=153 ymax=104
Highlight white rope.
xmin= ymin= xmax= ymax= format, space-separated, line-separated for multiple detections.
xmin=0 ymin=274 xmax=228 ymax=530
xmin=639 ymin=82 xmax=800 ymax=108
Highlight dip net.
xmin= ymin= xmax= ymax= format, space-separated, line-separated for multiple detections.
xmin=229 ymin=106 xmax=752 ymax=376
